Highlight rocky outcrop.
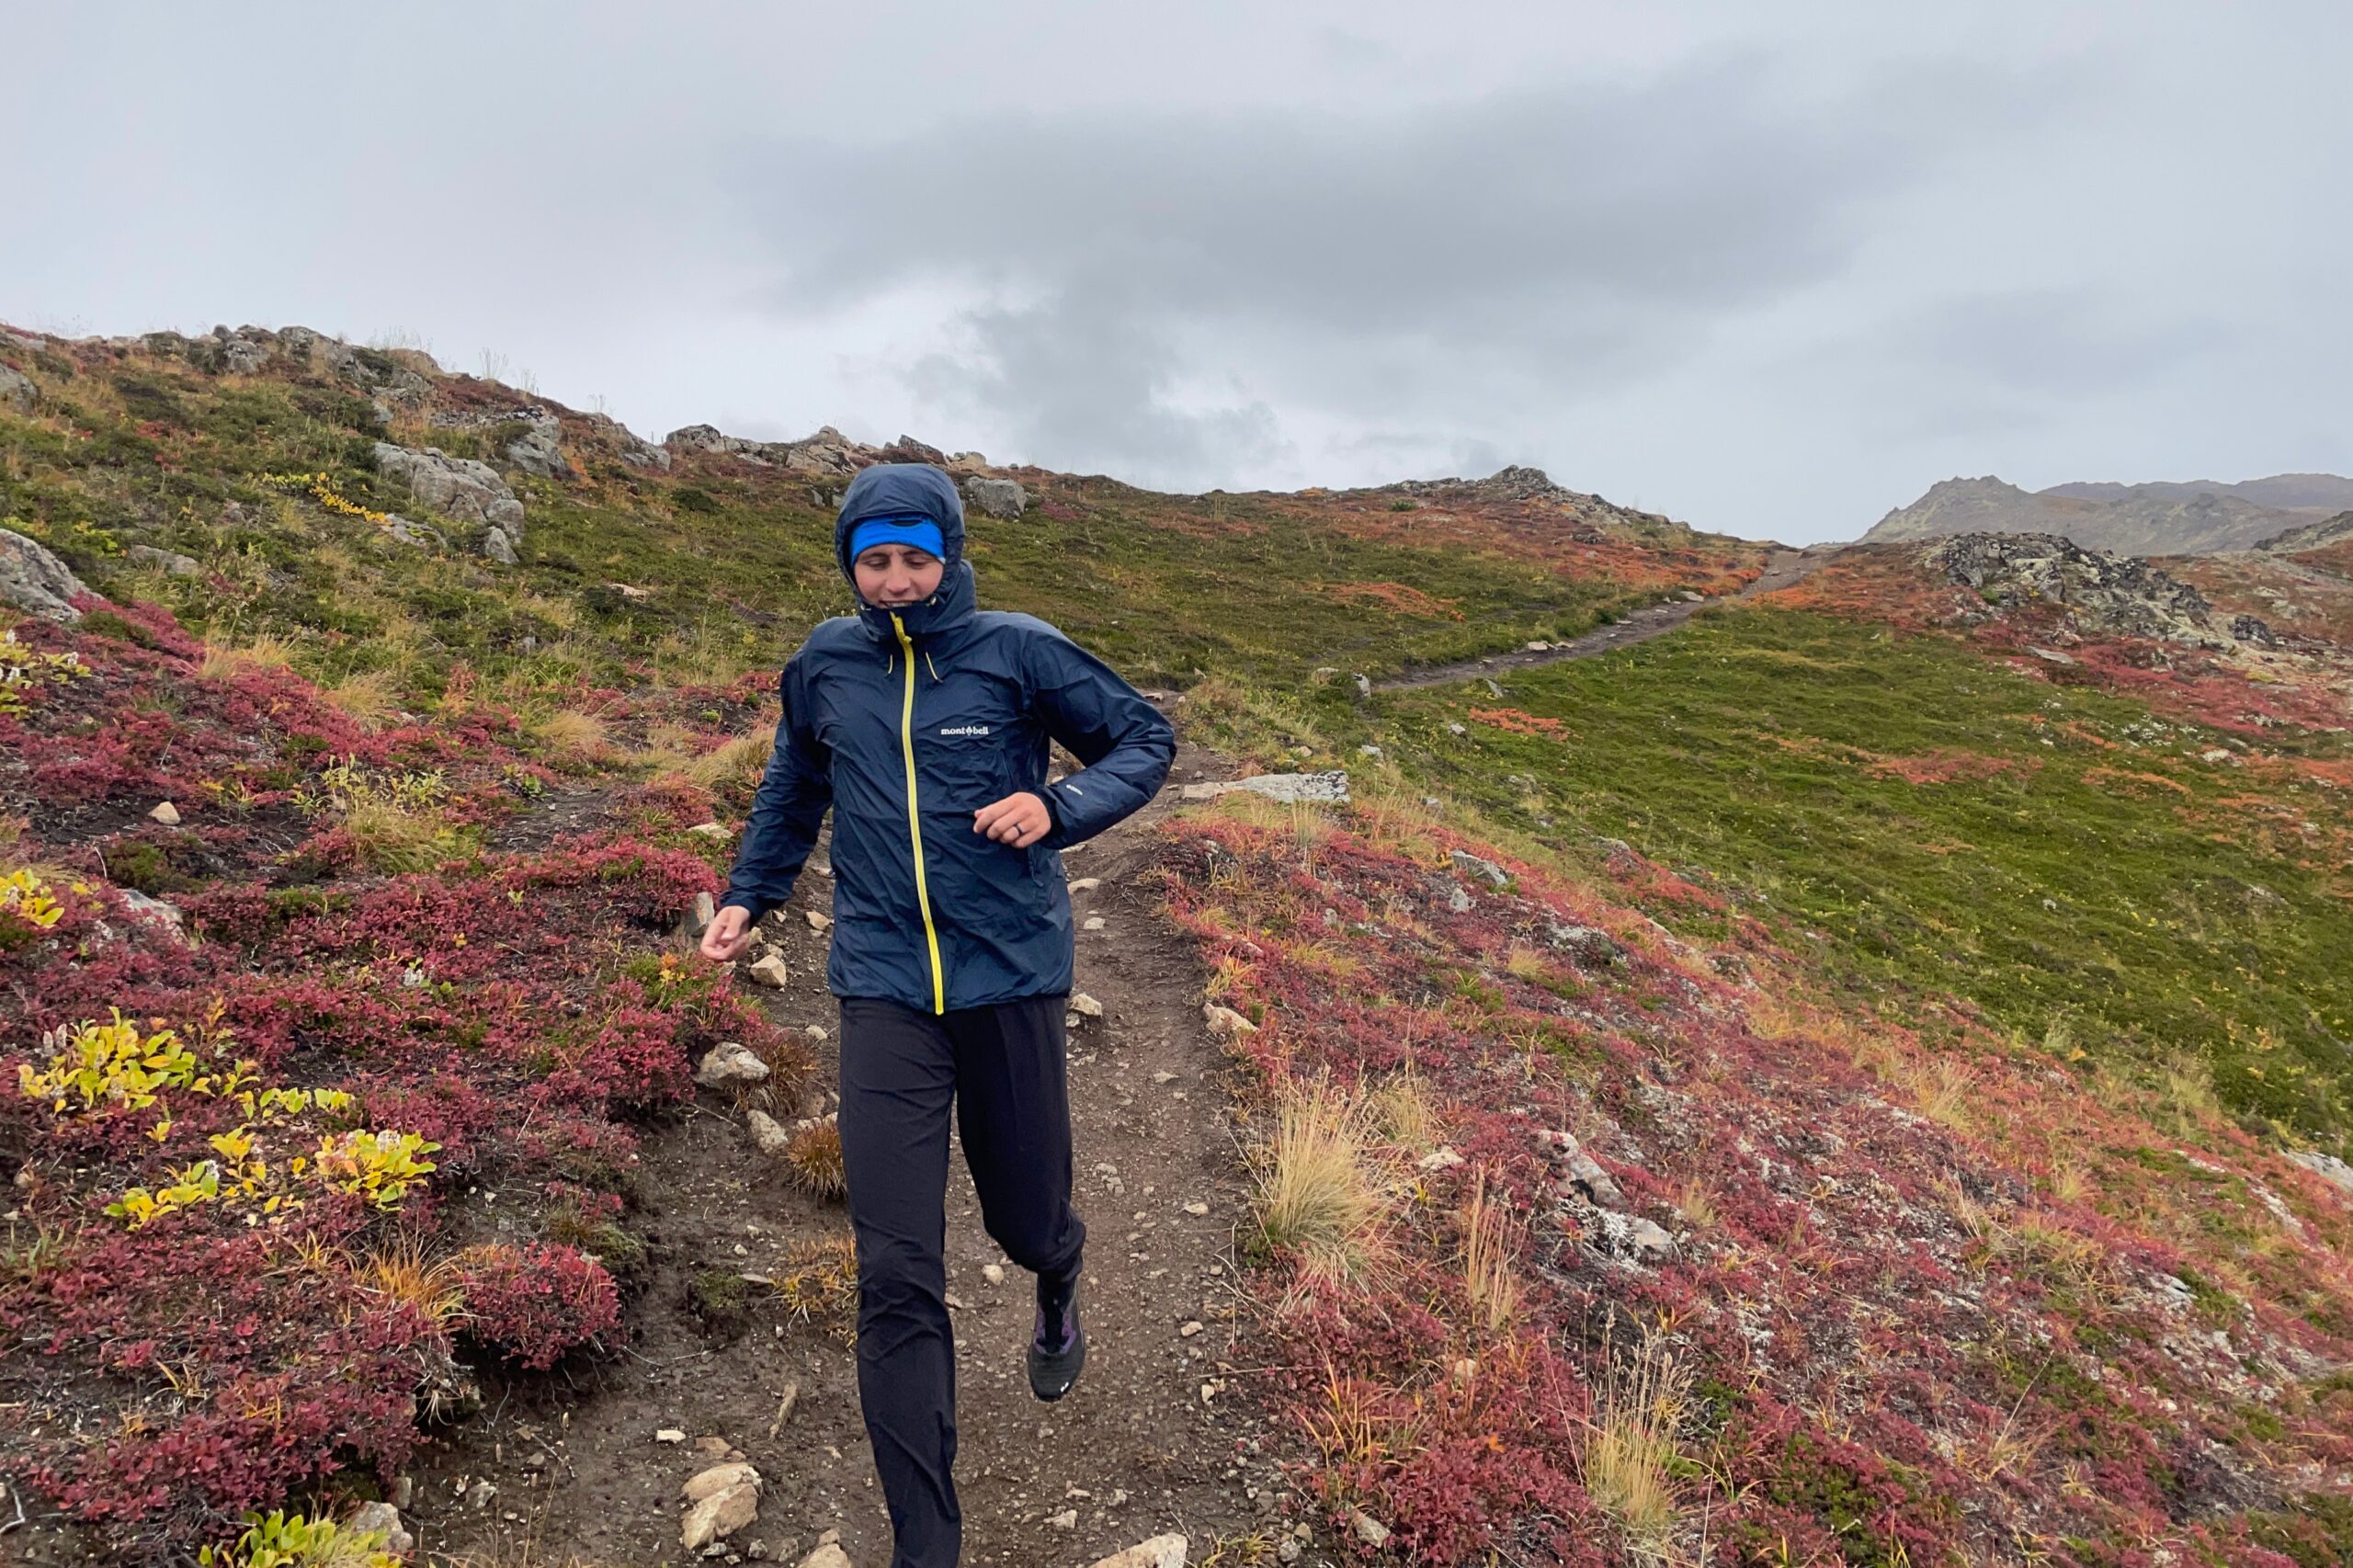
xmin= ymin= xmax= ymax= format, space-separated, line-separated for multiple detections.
xmin=504 ymin=415 xmax=574 ymax=480
xmin=1373 ymin=465 xmax=1678 ymax=540
xmin=665 ymin=422 xmax=865 ymax=478
xmin=0 ymin=363 xmax=36 ymax=412
xmin=0 ymin=528 xmax=95 ymax=623
xmin=1927 ymin=532 xmax=2259 ymax=648
xmin=964 ymin=475 xmax=1028 ymax=517
xmin=372 ymin=443 xmax=526 ymax=534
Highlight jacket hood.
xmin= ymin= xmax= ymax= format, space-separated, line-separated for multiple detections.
xmin=836 ymin=463 xmax=965 ymax=574
xmin=835 ymin=462 xmax=973 ymax=642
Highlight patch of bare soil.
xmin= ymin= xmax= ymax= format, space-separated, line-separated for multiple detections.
xmin=412 ymin=744 xmax=1328 ymax=1567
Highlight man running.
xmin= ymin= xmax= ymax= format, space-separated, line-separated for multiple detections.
xmin=699 ymin=461 xmax=1176 ymax=1568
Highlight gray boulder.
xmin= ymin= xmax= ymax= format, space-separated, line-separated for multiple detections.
xmin=2290 ymin=1150 xmax=2353 ymax=1199
xmin=373 ymin=442 xmax=526 ymax=534
xmin=220 ymin=336 xmax=273 ymax=375
xmin=0 ymin=364 xmax=35 ymax=413
xmin=482 ymin=526 xmax=519 ymax=565
xmin=504 ymin=415 xmax=574 ymax=480
xmin=1236 ymin=770 xmax=1350 ymax=803
xmin=1450 ymin=849 xmax=1510 ymax=888
xmin=0 ymin=528 xmax=94 ymax=622
xmin=620 ymin=435 xmax=673 ymax=472
xmin=964 ymin=476 xmax=1028 ymax=518
xmin=381 ymin=514 xmax=445 ymax=551
xmin=126 ymin=544 xmax=201 ymax=576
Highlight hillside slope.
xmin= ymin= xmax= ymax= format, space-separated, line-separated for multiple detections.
xmin=3 ymin=321 xmax=2351 ymax=1567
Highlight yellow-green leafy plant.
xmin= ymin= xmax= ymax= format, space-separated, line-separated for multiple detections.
xmin=17 ymin=1010 xmax=245 ymax=1116
xmin=106 ymin=1159 xmax=224 ymax=1230
xmin=0 ymin=629 xmax=89 ymax=716
xmin=0 ymin=867 xmax=68 ymax=933
xmin=312 ymin=1129 xmax=440 ymax=1208
xmin=260 ymin=471 xmax=392 ymax=528
xmin=198 ymin=1508 xmax=401 ymax=1568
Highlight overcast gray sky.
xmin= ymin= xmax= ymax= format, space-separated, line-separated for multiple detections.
xmin=5 ymin=0 xmax=2347 ymax=543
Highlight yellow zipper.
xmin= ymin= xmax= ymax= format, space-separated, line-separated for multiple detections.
xmin=891 ymin=612 xmax=947 ymax=1015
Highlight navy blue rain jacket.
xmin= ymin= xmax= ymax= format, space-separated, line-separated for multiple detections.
xmin=720 ymin=463 xmax=1177 ymax=1014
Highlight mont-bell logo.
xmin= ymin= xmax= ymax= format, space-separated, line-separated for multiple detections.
xmin=938 ymin=723 xmax=992 ymax=737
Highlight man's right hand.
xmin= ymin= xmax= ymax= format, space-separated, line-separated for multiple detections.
xmin=700 ymin=905 xmax=757 ymax=962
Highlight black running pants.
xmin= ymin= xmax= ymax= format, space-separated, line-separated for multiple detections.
xmin=835 ymin=993 xmax=1086 ymax=1568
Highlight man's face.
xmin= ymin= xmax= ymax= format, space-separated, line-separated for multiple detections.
xmin=853 ymin=543 xmax=946 ymax=608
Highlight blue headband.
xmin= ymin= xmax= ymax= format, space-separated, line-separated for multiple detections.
xmin=848 ymin=516 xmax=946 ymax=562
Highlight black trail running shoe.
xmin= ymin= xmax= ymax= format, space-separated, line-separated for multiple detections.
xmin=1028 ymin=1282 xmax=1086 ymax=1402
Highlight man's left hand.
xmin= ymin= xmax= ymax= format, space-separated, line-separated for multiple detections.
xmin=973 ymin=791 xmax=1051 ymax=847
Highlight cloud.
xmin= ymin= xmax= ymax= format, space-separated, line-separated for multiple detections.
xmin=733 ymin=52 xmax=2063 ymax=484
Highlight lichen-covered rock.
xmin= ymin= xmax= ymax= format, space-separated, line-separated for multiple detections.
xmin=0 ymin=363 xmax=36 ymax=412
xmin=482 ymin=526 xmax=518 ymax=565
xmin=373 ymin=442 xmax=526 ymax=533
xmin=505 ymin=415 xmax=574 ymax=480
xmin=0 ymin=528 xmax=93 ymax=622
xmin=964 ymin=475 xmax=1029 ymax=517
xmin=1926 ymin=532 xmax=2225 ymax=647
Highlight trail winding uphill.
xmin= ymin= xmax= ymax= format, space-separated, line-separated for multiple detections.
xmin=1376 ymin=545 xmax=1843 ymax=691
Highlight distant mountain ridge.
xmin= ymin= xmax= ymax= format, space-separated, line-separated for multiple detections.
xmin=1861 ymin=472 xmax=2353 ymax=556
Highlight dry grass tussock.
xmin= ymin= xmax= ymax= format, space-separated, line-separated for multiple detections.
xmin=1460 ymin=1169 xmax=1523 ymax=1334
xmin=199 ymin=633 xmax=296 ymax=683
xmin=302 ymin=757 xmax=462 ymax=874
xmin=357 ymin=1233 xmax=467 ymax=1330
xmin=1370 ymin=1069 xmax=1440 ymax=1156
xmin=680 ymin=727 xmax=774 ymax=790
xmin=1581 ymin=1321 xmax=1695 ymax=1564
xmin=533 ymin=708 xmax=611 ymax=763
xmin=1253 ymin=1078 xmax=1391 ymax=1285
xmin=320 ymin=668 xmax=402 ymax=731
xmin=1205 ymin=789 xmax=1334 ymax=858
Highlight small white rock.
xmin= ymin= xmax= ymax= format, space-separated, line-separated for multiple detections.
xmin=1086 ymin=1535 xmax=1188 ymax=1568
xmin=1071 ymin=993 xmax=1104 ymax=1017
xmin=686 ymin=822 xmax=732 ymax=839
xmin=1178 ymin=1320 xmax=1203 ymax=1337
xmin=696 ymin=1041 xmax=771 ymax=1089
xmin=806 ymin=909 xmax=832 ymax=930
xmin=747 ymin=953 xmax=790 ymax=989
xmin=1083 ymin=916 xmax=1106 ymax=932
xmin=656 ymin=1427 xmax=688 ymax=1444
xmin=982 ymin=1263 xmax=1006 ymax=1286
xmin=1068 ymin=876 xmax=1102 ymax=893
xmin=1349 ymin=1507 xmax=1392 ymax=1547
xmin=1201 ymin=1004 xmax=1256 ymax=1038
xmin=1047 ymin=1508 xmax=1079 ymax=1529
xmin=745 ymin=1108 xmax=793 ymax=1156
xmin=147 ymin=801 xmax=181 ymax=825
xmin=1181 ymin=1200 xmax=1209 ymax=1216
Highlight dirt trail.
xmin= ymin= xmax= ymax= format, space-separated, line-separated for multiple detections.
xmin=417 ymin=738 xmax=1315 ymax=1567
xmin=1376 ymin=544 xmax=1843 ymax=690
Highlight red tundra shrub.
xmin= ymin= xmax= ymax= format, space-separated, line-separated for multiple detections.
xmin=455 ymin=1243 xmax=621 ymax=1370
